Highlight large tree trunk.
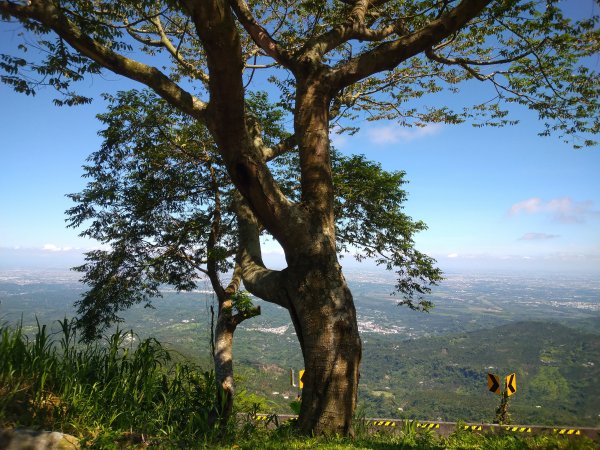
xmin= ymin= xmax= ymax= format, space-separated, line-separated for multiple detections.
xmin=283 ymin=78 xmax=362 ymax=435
xmin=285 ymin=257 xmax=362 ymax=435
xmin=236 ymin=192 xmax=362 ymax=435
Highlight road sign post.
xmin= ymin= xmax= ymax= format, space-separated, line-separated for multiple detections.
xmin=488 ymin=372 xmax=516 ymax=425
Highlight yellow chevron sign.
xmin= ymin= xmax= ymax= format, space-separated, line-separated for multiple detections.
xmin=487 ymin=373 xmax=501 ymax=395
xmin=299 ymin=369 xmax=305 ymax=389
xmin=505 ymin=373 xmax=517 ymax=396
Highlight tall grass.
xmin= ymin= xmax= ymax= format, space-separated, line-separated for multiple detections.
xmin=0 ymin=318 xmax=217 ymax=447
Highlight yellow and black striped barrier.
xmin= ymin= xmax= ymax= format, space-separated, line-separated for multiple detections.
xmin=554 ymin=428 xmax=582 ymax=436
xmin=248 ymin=414 xmax=599 ymax=442
xmin=505 ymin=426 xmax=532 ymax=433
xmin=369 ymin=420 xmax=396 ymax=427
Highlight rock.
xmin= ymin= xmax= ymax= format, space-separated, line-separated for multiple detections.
xmin=0 ymin=429 xmax=79 ymax=450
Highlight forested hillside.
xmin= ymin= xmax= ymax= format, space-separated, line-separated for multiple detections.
xmin=234 ymin=319 xmax=600 ymax=427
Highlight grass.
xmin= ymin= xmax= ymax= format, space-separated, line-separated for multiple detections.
xmin=0 ymin=318 xmax=218 ymax=447
xmin=1 ymin=318 xmax=597 ymax=449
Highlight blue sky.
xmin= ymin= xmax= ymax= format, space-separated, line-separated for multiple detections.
xmin=1 ymin=11 xmax=599 ymax=275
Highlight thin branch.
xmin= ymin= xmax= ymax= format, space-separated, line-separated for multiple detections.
xmin=150 ymin=13 xmax=210 ymax=83
xmin=1 ymin=0 xmax=208 ymax=122
xmin=232 ymin=305 xmax=261 ymax=326
xmin=228 ymin=0 xmax=294 ymax=69
xmin=262 ymin=134 xmax=297 ymax=162
xmin=329 ymin=0 xmax=494 ymax=91
xmin=425 ymin=44 xmax=536 ymax=68
xmin=124 ymin=19 xmax=163 ymax=46
xmin=496 ymin=18 xmax=568 ymax=102
xmin=424 ymin=47 xmax=529 ymax=81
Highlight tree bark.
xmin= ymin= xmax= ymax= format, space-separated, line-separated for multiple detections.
xmin=210 ymin=276 xmax=260 ymax=427
xmin=213 ymin=305 xmax=236 ymax=424
xmin=285 ymin=258 xmax=362 ymax=435
xmin=274 ymin=77 xmax=362 ymax=435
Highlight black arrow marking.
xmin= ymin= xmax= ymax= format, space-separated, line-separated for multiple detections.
xmin=507 ymin=373 xmax=516 ymax=394
xmin=488 ymin=373 xmax=500 ymax=394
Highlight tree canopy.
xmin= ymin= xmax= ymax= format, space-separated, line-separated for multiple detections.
xmin=67 ymin=88 xmax=437 ymax=337
xmin=1 ymin=1 xmax=598 ymax=145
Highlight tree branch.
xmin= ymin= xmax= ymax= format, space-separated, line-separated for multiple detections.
xmin=228 ymin=0 xmax=294 ymax=69
xmin=181 ymin=0 xmax=300 ymax=250
xmin=329 ymin=0 xmax=493 ymax=90
xmin=1 ymin=0 xmax=208 ymax=122
xmin=262 ymin=134 xmax=298 ymax=162
xmin=424 ymin=47 xmax=524 ymax=81
xmin=149 ymin=14 xmax=210 ymax=83
xmin=234 ymin=196 xmax=288 ymax=309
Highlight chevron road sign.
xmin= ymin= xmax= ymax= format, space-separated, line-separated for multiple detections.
xmin=506 ymin=373 xmax=517 ymax=396
xmin=487 ymin=373 xmax=501 ymax=395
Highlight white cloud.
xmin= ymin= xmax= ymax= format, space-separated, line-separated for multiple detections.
xmin=367 ymin=123 xmax=442 ymax=144
xmin=518 ymin=232 xmax=559 ymax=241
xmin=509 ymin=197 xmax=599 ymax=223
xmin=42 ymin=244 xmax=77 ymax=252
xmin=447 ymin=253 xmax=459 ymax=258
xmin=509 ymin=197 xmax=543 ymax=215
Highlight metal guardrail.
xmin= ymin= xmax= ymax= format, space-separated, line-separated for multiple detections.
xmin=249 ymin=414 xmax=600 ymax=442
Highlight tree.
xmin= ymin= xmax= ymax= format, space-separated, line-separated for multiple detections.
xmin=1 ymin=0 xmax=598 ymax=435
xmin=66 ymin=86 xmax=433 ymax=428
xmin=66 ymin=89 xmax=267 ymax=426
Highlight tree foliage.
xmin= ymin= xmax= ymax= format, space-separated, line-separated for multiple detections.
xmin=1 ymin=1 xmax=598 ymax=145
xmin=66 ymin=88 xmax=438 ymax=337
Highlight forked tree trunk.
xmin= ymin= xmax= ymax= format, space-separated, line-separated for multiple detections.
xmin=285 ymin=258 xmax=362 ymax=435
xmin=236 ymin=195 xmax=362 ymax=435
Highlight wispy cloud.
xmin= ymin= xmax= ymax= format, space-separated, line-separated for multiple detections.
xmin=42 ymin=244 xmax=74 ymax=252
xmin=367 ymin=123 xmax=442 ymax=144
xmin=518 ymin=232 xmax=559 ymax=241
xmin=509 ymin=197 xmax=599 ymax=223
